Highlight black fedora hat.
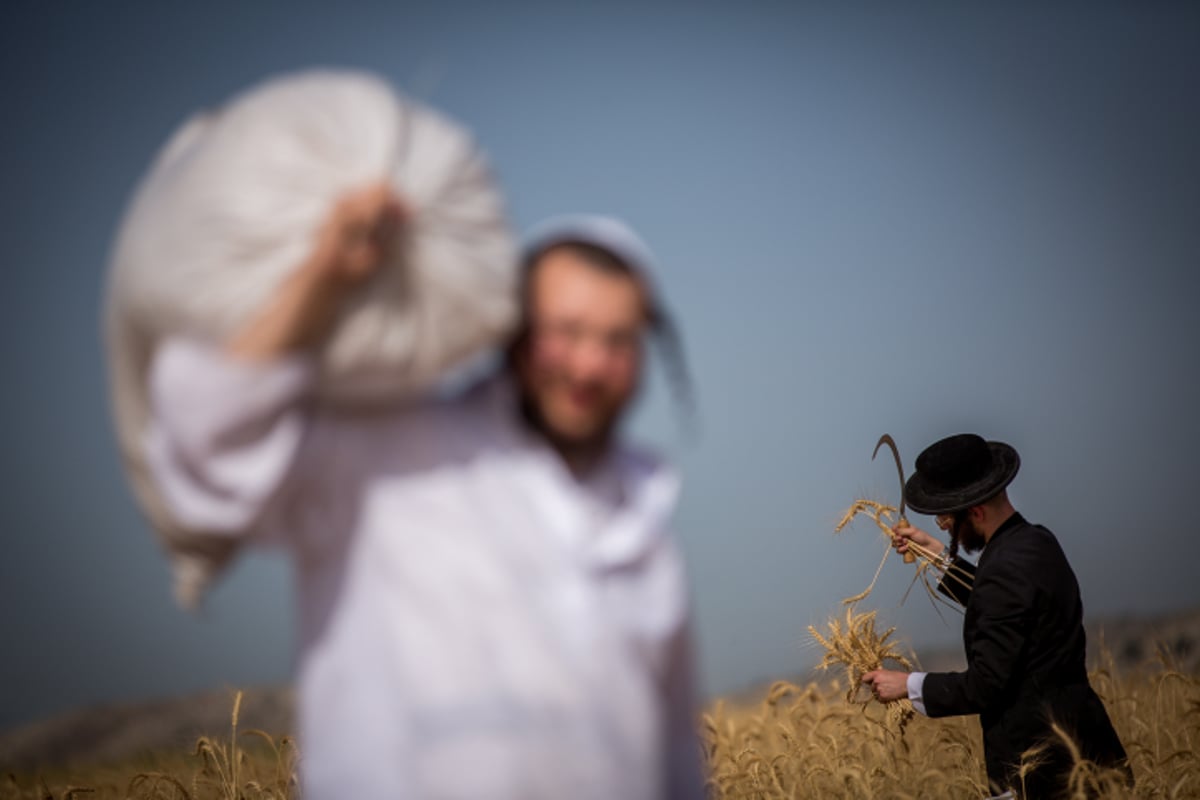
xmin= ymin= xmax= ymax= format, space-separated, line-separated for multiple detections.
xmin=904 ymin=433 xmax=1020 ymax=515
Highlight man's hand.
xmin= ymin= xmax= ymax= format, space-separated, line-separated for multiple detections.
xmin=862 ymin=669 xmax=910 ymax=702
xmin=229 ymin=182 xmax=407 ymax=360
xmin=891 ymin=522 xmax=943 ymax=560
xmin=311 ymin=182 xmax=408 ymax=284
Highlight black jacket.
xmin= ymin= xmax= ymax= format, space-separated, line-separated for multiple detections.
xmin=923 ymin=513 xmax=1128 ymax=798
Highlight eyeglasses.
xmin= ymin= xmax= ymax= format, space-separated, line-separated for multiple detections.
xmin=936 ymin=511 xmax=971 ymax=533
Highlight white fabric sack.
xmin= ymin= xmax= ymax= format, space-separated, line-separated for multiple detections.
xmin=103 ymin=69 xmax=517 ymax=605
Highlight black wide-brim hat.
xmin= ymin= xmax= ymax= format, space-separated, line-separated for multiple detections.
xmin=904 ymin=433 xmax=1020 ymax=515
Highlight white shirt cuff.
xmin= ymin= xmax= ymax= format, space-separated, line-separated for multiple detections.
xmin=907 ymin=671 xmax=928 ymax=716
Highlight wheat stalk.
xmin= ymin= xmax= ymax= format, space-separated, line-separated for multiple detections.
xmin=808 ymin=605 xmax=916 ymax=733
xmin=17 ymin=666 xmax=1194 ymax=799
xmin=837 ymin=499 xmax=975 ymax=606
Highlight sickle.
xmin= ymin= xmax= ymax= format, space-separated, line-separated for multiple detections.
xmin=872 ymin=433 xmax=915 ymax=562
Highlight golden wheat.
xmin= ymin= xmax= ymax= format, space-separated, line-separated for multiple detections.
xmin=808 ymin=604 xmax=915 ymax=733
xmin=1 ymin=689 xmax=302 ymax=800
xmin=705 ymin=659 xmax=1199 ymax=799
xmin=5 ymin=658 xmax=1198 ymax=799
xmin=836 ymin=498 xmax=975 ymax=609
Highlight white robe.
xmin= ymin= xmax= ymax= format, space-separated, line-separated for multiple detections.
xmin=144 ymin=338 xmax=703 ymax=800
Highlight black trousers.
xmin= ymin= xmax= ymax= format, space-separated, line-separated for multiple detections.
xmin=988 ymin=684 xmax=1131 ymax=799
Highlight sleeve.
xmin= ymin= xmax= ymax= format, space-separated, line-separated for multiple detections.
xmin=922 ymin=554 xmax=1037 ymax=718
xmin=907 ymin=671 xmax=928 ymax=716
xmin=936 ymin=557 xmax=975 ymax=606
xmin=143 ymin=336 xmax=321 ymax=544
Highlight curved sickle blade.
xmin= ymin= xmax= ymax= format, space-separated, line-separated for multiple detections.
xmin=872 ymin=433 xmax=907 ymax=521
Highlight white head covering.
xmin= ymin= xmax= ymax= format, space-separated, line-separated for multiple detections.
xmin=521 ymin=214 xmax=658 ymax=281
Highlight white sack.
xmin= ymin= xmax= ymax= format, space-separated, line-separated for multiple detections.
xmin=103 ymin=69 xmax=517 ymax=605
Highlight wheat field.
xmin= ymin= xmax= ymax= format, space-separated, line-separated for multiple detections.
xmin=4 ymin=652 xmax=1197 ymax=800
xmin=704 ymin=650 xmax=1199 ymax=799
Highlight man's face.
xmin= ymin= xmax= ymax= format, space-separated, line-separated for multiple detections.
xmin=514 ymin=247 xmax=647 ymax=451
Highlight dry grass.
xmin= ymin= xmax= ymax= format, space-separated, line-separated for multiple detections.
xmin=5 ymin=658 xmax=1196 ymax=799
xmin=3 ymin=691 xmax=299 ymax=800
xmin=705 ymin=656 xmax=1200 ymax=799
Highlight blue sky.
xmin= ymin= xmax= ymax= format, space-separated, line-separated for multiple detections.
xmin=1 ymin=1 xmax=1198 ymax=729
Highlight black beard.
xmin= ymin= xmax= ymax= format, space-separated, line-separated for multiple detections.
xmin=953 ymin=514 xmax=988 ymax=554
xmin=516 ymin=391 xmax=613 ymax=472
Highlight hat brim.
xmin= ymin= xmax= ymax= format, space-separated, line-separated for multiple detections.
xmin=904 ymin=442 xmax=1020 ymax=515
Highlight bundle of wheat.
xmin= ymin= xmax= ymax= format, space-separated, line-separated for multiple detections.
xmin=809 ymin=605 xmax=916 ymax=733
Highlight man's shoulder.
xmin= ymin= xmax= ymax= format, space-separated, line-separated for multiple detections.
xmin=981 ymin=517 xmax=1071 ymax=580
xmin=1006 ymin=519 xmax=1065 ymax=554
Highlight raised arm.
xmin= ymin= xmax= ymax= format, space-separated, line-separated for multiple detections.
xmin=145 ymin=184 xmax=405 ymax=548
xmin=230 ymin=182 xmax=406 ymax=360
xmin=892 ymin=522 xmax=974 ymax=605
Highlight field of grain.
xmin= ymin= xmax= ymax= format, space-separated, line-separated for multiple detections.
xmin=5 ymin=650 xmax=1197 ymax=800
xmin=705 ymin=651 xmax=1199 ymax=799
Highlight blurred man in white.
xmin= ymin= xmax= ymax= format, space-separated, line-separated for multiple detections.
xmin=144 ymin=185 xmax=703 ymax=799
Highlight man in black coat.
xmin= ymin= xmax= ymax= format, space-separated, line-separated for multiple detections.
xmin=862 ymin=433 xmax=1129 ymax=799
